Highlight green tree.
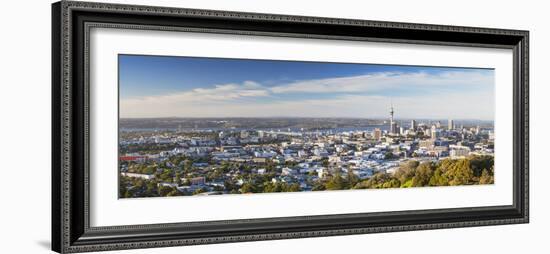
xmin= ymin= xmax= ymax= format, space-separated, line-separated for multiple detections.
xmin=312 ymin=182 xmax=326 ymax=191
xmin=428 ymin=168 xmax=449 ymax=186
xmin=119 ymin=177 xmax=129 ymax=197
xmin=277 ymin=182 xmax=301 ymax=192
xmin=400 ymin=179 xmax=413 ymax=188
xmin=142 ymin=165 xmax=156 ymax=175
xmin=158 ymin=185 xmax=173 ymax=196
xmin=479 ymin=169 xmax=494 ymax=184
xmin=469 ymin=155 xmax=494 ymax=177
xmin=347 ymin=170 xmax=360 ymax=187
xmin=265 ymin=159 xmax=275 ymax=172
xmin=444 ymin=158 xmax=474 ymax=186
xmin=123 ymin=188 xmax=135 ymax=198
xmin=394 ymin=160 xmax=418 ymax=184
xmin=145 ymin=181 xmax=157 ymax=196
xmin=381 ymin=178 xmax=401 ymax=188
xmin=240 ymin=182 xmax=257 ymax=193
xmin=355 ymin=173 xmax=398 ymax=189
xmin=184 ymin=159 xmax=193 ymax=173
xmin=167 ymin=189 xmax=180 ymax=196
xmin=412 ymin=162 xmax=435 ymax=187
xmin=192 ymin=188 xmax=206 ymax=195
xmin=174 ymin=172 xmax=182 ymax=185
xmin=159 ymin=169 xmax=173 ymax=182
xmin=325 ymin=173 xmax=347 ymax=190
xmin=263 ymin=182 xmax=282 ymax=192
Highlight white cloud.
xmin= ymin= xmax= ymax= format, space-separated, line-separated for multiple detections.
xmin=122 ymin=80 xmax=269 ymax=104
xmin=270 ymin=70 xmax=493 ymax=94
xmin=120 ymin=70 xmax=494 ymax=119
xmin=121 ymin=92 xmax=494 ymax=120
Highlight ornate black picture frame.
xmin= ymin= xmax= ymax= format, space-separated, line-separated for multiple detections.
xmin=52 ymin=1 xmax=529 ymax=253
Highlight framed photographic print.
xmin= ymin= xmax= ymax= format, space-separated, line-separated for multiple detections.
xmin=51 ymin=1 xmax=529 ymax=253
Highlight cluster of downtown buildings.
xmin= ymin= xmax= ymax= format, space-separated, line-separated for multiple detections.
xmin=119 ymin=107 xmax=495 ymax=197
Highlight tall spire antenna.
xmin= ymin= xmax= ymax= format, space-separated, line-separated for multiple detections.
xmin=389 ymin=99 xmax=396 ymax=135
xmin=390 ymin=99 xmax=394 ymax=119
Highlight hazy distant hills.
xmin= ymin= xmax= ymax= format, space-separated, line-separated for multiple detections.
xmin=119 ymin=117 xmax=493 ymax=130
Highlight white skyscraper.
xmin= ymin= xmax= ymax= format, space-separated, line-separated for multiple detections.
xmin=448 ymin=119 xmax=454 ymax=130
xmin=431 ymin=125 xmax=438 ymax=139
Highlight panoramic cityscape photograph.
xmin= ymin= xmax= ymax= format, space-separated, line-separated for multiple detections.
xmin=118 ymin=54 xmax=496 ymax=198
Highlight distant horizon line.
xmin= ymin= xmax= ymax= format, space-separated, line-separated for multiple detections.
xmin=119 ymin=116 xmax=494 ymax=121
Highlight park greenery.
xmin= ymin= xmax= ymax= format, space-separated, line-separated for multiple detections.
xmin=119 ymin=155 xmax=494 ymax=198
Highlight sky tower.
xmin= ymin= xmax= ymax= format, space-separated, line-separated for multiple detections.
xmin=389 ymin=103 xmax=398 ymax=134
xmin=390 ymin=103 xmax=394 ymax=123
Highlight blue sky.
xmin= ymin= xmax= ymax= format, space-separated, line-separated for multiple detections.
xmin=119 ymin=54 xmax=495 ymax=119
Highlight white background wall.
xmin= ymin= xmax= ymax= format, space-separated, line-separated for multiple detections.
xmin=0 ymin=0 xmax=546 ymax=253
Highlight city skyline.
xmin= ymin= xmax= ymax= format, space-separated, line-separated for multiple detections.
xmin=118 ymin=55 xmax=496 ymax=198
xmin=118 ymin=116 xmax=495 ymax=121
xmin=119 ymin=106 xmax=495 ymax=198
xmin=119 ymin=55 xmax=495 ymax=120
